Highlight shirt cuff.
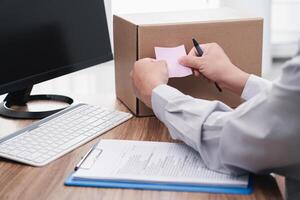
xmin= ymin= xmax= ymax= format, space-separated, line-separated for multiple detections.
xmin=151 ymin=84 xmax=184 ymax=123
xmin=241 ymin=75 xmax=272 ymax=101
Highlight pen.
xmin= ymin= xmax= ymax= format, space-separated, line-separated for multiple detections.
xmin=192 ymin=38 xmax=222 ymax=92
xmin=74 ymin=142 xmax=98 ymax=171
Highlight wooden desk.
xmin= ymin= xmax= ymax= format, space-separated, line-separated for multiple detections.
xmin=0 ymin=61 xmax=283 ymax=200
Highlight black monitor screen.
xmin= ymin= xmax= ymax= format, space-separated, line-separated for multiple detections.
xmin=0 ymin=0 xmax=112 ymax=94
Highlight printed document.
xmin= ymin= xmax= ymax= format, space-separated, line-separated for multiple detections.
xmin=73 ymin=140 xmax=248 ymax=187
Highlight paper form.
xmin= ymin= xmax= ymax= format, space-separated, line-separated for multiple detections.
xmin=155 ymin=45 xmax=193 ymax=78
xmin=73 ymin=140 xmax=249 ymax=187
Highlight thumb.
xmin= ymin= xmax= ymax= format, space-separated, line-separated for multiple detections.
xmin=178 ymin=55 xmax=203 ymax=69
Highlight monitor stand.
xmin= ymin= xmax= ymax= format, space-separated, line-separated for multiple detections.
xmin=0 ymin=87 xmax=73 ymax=119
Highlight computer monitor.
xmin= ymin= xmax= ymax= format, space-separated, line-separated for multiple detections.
xmin=0 ymin=0 xmax=113 ymax=119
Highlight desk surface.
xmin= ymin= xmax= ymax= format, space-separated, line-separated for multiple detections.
xmin=0 ymin=61 xmax=282 ymax=200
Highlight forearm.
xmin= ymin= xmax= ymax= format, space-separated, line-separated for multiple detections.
xmin=220 ymin=65 xmax=272 ymax=100
xmin=218 ymin=65 xmax=250 ymax=96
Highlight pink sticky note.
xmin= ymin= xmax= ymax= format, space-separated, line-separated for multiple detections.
xmin=155 ymin=45 xmax=192 ymax=78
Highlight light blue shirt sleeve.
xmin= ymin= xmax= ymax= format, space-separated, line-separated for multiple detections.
xmin=152 ymin=84 xmax=233 ymax=155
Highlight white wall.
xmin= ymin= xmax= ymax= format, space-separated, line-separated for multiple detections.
xmin=272 ymin=0 xmax=300 ymax=58
xmin=112 ymin=0 xmax=219 ymax=14
xmin=104 ymin=0 xmax=113 ymax=49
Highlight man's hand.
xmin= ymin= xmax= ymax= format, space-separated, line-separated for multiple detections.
xmin=179 ymin=43 xmax=250 ymax=96
xmin=130 ymin=58 xmax=169 ymax=108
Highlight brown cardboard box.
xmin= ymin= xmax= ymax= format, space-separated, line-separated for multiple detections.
xmin=114 ymin=8 xmax=263 ymax=116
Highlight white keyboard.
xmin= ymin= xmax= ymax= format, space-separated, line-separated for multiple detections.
xmin=0 ymin=104 xmax=132 ymax=166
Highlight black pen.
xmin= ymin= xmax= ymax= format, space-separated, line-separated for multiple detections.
xmin=192 ymin=38 xmax=222 ymax=92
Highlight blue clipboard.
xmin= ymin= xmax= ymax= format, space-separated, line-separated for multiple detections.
xmin=64 ymin=173 xmax=253 ymax=195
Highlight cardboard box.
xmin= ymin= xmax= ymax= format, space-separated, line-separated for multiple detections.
xmin=114 ymin=8 xmax=263 ymax=116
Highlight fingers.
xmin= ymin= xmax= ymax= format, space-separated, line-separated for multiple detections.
xmin=187 ymin=47 xmax=203 ymax=77
xmin=188 ymin=47 xmax=198 ymax=56
xmin=193 ymin=69 xmax=200 ymax=77
xmin=199 ymin=43 xmax=209 ymax=51
xmin=155 ymin=59 xmax=167 ymax=66
xmin=192 ymin=69 xmax=210 ymax=81
xmin=178 ymin=55 xmax=203 ymax=70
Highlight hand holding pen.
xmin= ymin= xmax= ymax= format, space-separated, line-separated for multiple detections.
xmin=192 ymin=38 xmax=222 ymax=92
xmin=179 ymin=39 xmax=223 ymax=92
